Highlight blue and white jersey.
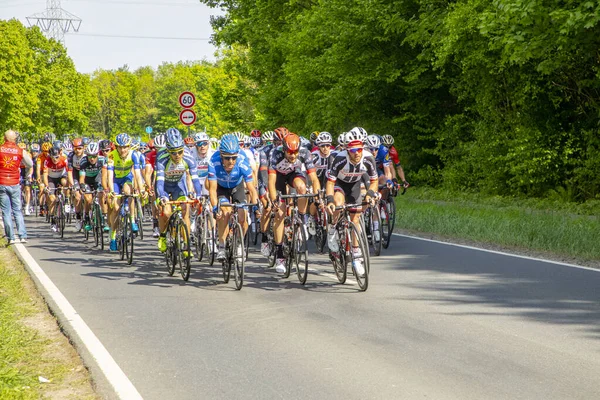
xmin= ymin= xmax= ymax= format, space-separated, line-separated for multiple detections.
xmin=194 ymin=149 xmax=213 ymax=181
xmin=208 ymin=151 xmax=253 ymax=189
xmin=375 ymin=144 xmax=391 ymax=170
xmin=155 ymin=152 xmax=202 ymax=199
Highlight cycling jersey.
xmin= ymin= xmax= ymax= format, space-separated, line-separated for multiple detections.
xmin=80 ymin=156 xmax=106 ymax=179
xmin=106 ymin=149 xmax=142 ymax=179
xmin=300 ymin=136 xmax=312 ymax=152
xmin=208 ymin=151 xmax=253 ymax=189
xmin=43 ymin=155 xmax=68 ymax=178
xmin=311 ymin=149 xmax=334 ymax=187
xmin=387 ymin=145 xmax=401 ymax=166
xmin=327 ymin=151 xmax=378 ymax=184
xmin=268 ymin=147 xmax=315 ymax=176
xmin=155 ymin=152 xmax=202 ymax=200
xmin=145 ymin=149 xmax=157 ymax=168
xmin=67 ymin=151 xmax=85 ymax=181
xmin=374 ymin=145 xmax=391 ymax=170
xmin=242 ymin=148 xmax=257 ymax=169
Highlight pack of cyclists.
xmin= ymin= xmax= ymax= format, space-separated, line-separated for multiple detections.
xmin=15 ymin=127 xmax=409 ymax=290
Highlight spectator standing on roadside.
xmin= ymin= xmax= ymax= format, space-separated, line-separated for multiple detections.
xmin=0 ymin=130 xmax=32 ymax=244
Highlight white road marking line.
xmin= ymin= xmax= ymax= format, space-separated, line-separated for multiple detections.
xmin=392 ymin=232 xmax=599 ymax=272
xmin=11 ymin=243 xmax=144 ymax=400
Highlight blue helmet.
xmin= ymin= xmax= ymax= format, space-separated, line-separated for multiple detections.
xmin=165 ymin=128 xmax=184 ymax=150
xmin=115 ymin=133 xmax=132 ymax=147
xmin=220 ymin=134 xmax=240 ymax=154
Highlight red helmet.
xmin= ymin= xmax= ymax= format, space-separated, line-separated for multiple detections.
xmin=250 ymin=129 xmax=261 ymax=138
xmin=274 ymin=127 xmax=290 ymax=141
xmin=283 ymin=133 xmax=300 ymax=152
xmin=184 ymin=136 xmax=195 ymax=146
xmin=72 ymin=138 xmax=83 ymax=147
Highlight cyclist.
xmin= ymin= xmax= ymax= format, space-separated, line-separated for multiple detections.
xmin=309 ymin=131 xmax=319 ymax=151
xmin=381 ymin=134 xmax=409 ymax=187
xmin=67 ymin=138 xmax=86 ymax=230
xmin=208 ymin=134 xmax=258 ymax=261
xmin=79 ymin=142 xmax=107 ymax=232
xmin=106 ymin=133 xmax=145 ymax=251
xmin=325 ymin=127 xmax=379 ymax=276
xmin=365 ymin=135 xmax=393 ymax=186
xmin=43 ymin=147 xmax=68 ymax=233
xmin=312 ymin=132 xmax=334 ymax=189
xmin=155 ymin=129 xmax=202 ymax=255
xmin=37 ymin=142 xmax=52 ymax=216
xmin=28 ymin=143 xmax=41 ymax=215
xmin=18 ymin=142 xmax=33 ymax=216
xmin=268 ymin=133 xmax=321 ymax=273
xmin=147 ymin=134 xmax=166 ymax=237
xmin=193 ymin=132 xmax=212 ymax=196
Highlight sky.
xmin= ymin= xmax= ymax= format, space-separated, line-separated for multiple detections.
xmin=0 ymin=0 xmax=224 ymax=73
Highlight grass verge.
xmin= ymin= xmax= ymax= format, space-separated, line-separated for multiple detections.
xmin=394 ymin=187 xmax=600 ymax=264
xmin=0 ymin=241 xmax=98 ymax=400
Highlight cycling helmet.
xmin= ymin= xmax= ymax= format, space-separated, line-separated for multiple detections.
xmin=31 ymin=143 xmax=41 ymax=152
xmin=345 ymin=128 xmax=365 ymax=145
xmin=72 ymin=138 xmax=83 ymax=147
xmin=262 ymin=131 xmax=274 ymax=142
xmin=82 ymin=137 xmax=90 ymax=146
xmin=85 ymin=142 xmax=100 ymax=156
xmin=115 ymin=133 xmax=132 ymax=147
xmin=349 ymin=127 xmax=368 ymax=142
xmin=315 ymin=132 xmax=333 ymax=145
xmin=250 ymin=129 xmax=261 ymax=138
xmin=337 ymin=133 xmax=347 ymax=146
xmin=232 ymin=131 xmax=245 ymax=143
xmin=283 ymin=133 xmax=301 ymax=152
xmin=382 ymin=134 xmax=394 ymax=146
xmin=41 ymin=142 xmax=52 ymax=152
xmin=52 ymin=140 xmax=63 ymax=150
xmin=243 ymin=135 xmax=251 ymax=147
xmin=274 ymin=127 xmax=290 ymax=141
xmin=49 ymin=148 xmax=60 ymax=157
xmin=194 ymin=132 xmax=209 ymax=143
xmin=131 ymin=138 xmax=141 ymax=151
xmin=365 ymin=134 xmax=381 ymax=149
xmin=310 ymin=131 xmax=319 ymax=142
xmin=250 ymin=136 xmax=262 ymax=148
xmin=139 ymin=142 xmax=149 ymax=153
xmin=220 ymin=134 xmax=240 ymax=154
xmin=165 ymin=128 xmax=184 ymax=150
xmin=154 ymin=134 xmax=166 ymax=149
xmin=184 ymin=136 xmax=195 ymax=146
xmin=63 ymin=141 xmax=73 ymax=153
xmin=17 ymin=142 xmax=26 ymax=150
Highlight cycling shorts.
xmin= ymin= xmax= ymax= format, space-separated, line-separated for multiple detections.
xmin=217 ymin=181 xmax=246 ymax=204
xmin=275 ymin=171 xmax=306 ymax=195
xmin=334 ymin=180 xmax=363 ymax=206
xmin=112 ymin=174 xmax=133 ymax=194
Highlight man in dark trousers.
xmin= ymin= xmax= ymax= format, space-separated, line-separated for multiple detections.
xmin=0 ymin=130 xmax=33 ymax=244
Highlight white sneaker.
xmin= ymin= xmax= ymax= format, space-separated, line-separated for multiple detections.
xmin=19 ymin=238 xmax=27 ymax=243
xmin=327 ymin=229 xmax=339 ymax=252
xmin=75 ymin=220 xmax=82 ymax=231
xmin=152 ymin=227 xmax=160 ymax=238
xmin=65 ymin=204 xmax=71 ymax=213
xmin=25 ymin=208 xmax=31 ymax=216
xmin=237 ymin=244 xmax=244 ymax=259
xmin=190 ymin=220 xmax=196 ymax=233
xmin=260 ymin=242 xmax=270 ymax=257
xmin=275 ymin=258 xmax=286 ymax=274
xmin=51 ymin=224 xmax=58 ymax=233
xmin=307 ymin=216 xmax=317 ymax=236
xmin=217 ymin=249 xmax=226 ymax=261
xmin=373 ymin=229 xmax=380 ymax=242
xmin=353 ymin=259 xmax=365 ymax=277
xmin=9 ymin=239 xmax=17 ymax=245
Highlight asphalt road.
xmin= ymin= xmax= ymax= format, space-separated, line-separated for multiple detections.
xmin=21 ymin=214 xmax=600 ymax=400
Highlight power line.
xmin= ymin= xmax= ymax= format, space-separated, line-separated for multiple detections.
xmin=66 ymin=32 xmax=211 ymax=40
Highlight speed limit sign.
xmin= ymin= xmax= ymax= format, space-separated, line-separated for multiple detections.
xmin=179 ymin=91 xmax=196 ymax=108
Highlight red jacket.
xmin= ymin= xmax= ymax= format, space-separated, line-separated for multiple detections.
xmin=0 ymin=142 xmax=24 ymax=186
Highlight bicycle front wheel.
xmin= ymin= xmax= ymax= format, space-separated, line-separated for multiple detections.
xmin=232 ymin=222 xmax=245 ymax=290
xmin=380 ymin=201 xmax=391 ymax=249
xmin=370 ymin=205 xmax=382 ymax=257
xmin=348 ymin=222 xmax=369 ymax=291
xmin=126 ymin=217 xmax=134 ymax=265
xmin=206 ymin=214 xmax=216 ymax=266
xmin=293 ymin=223 xmax=309 ymax=285
xmin=136 ymin=197 xmax=144 ymax=241
xmin=165 ymin=219 xmax=176 ymax=276
xmin=57 ymin=201 xmax=65 ymax=238
xmin=177 ymin=219 xmax=192 ymax=281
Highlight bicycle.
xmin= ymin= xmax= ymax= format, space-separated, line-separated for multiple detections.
xmin=134 ymin=193 xmax=145 ymax=241
xmin=379 ymin=183 xmax=406 ymax=249
xmin=193 ymin=196 xmax=216 ymax=266
xmin=277 ymin=192 xmax=318 ymax=284
xmin=218 ymin=202 xmax=257 ymax=290
xmin=164 ymin=199 xmax=197 ymax=281
xmin=46 ymin=186 xmax=69 ymax=238
xmin=313 ymin=190 xmax=329 ymax=254
xmin=328 ymin=203 xmax=370 ymax=291
xmin=82 ymin=189 xmax=105 ymax=249
xmin=113 ymin=193 xmax=139 ymax=265
xmin=362 ymin=199 xmax=382 ymax=257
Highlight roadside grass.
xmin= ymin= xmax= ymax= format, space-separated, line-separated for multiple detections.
xmin=0 ymin=241 xmax=98 ymax=399
xmin=395 ymin=187 xmax=600 ymax=263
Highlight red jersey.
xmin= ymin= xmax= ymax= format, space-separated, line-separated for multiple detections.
xmin=388 ymin=145 xmax=401 ymax=166
xmin=0 ymin=142 xmax=25 ymax=186
xmin=145 ymin=149 xmax=157 ymax=169
xmin=43 ymin=155 xmax=68 ymax=178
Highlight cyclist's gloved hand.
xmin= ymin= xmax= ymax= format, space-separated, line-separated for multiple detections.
xmin=402 ymin=180 xmax=410 ymax=188
xmin=160 ymin=196 xmax=169 ymax=205
xmin=386 ymin=179 xmax=393 ymax=188
xmin=392 ymin=178 xmax=398 ymax=184
xmin=188 ymin=192 xmax=196 ymax=200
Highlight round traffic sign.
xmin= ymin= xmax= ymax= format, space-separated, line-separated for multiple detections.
xmin=179 ymin=91 xmax=196 ymax=108
xmin=145 ymin=126 xmax=153 ymax=134
xmin=179 ymin=109 xmax=197 ymax=126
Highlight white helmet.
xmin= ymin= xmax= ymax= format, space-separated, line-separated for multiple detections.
xmin=315 ymin=131 xmax=332 ymax=145
xmin=243 ymin=135 xmax=251 ymax=146
xmin=232 ymin=131 xmax=245 ymax=142
xmin=154 ymin=133 xmax=166 ymax=149
xmin=263 ymin=131 xmax=274 ymax=141
xmin=85 ymin=141 xmax=100 ymax=156
xmin=365 ymin=134 xmax=381 ymax=149
xmin=63 ymin=140 xmax=73 ymax=153
xmin=337 ymin=133 xmax=347 ymax=146
xmin=194 ymin=132 xmax=209 ymax=143
xmin=382 ymin=134 xmax=394 ymax=146
xmin=349 ymin=127 xmax=368 ymax=142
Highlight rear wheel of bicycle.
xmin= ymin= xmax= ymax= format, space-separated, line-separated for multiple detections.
xmin=293 ymin=223 xmax=309 ymax=285
xmin=222 ymin=236 xmax=231 ymax=283
xmin=206 ymin=215 xmax=216 ymax=266
xmin=195 ymin=215 xmax=204 ymax=262
xmin=380 ymin=201 xmax=392 ymax=249
xmin=331 ymin=246 xmax=347 ymax=284
xmin=348 ymin=222 xmax=369 ymax=291
xmin=232 ymin=222 xmax=245 ymax=290
xmin=118 ymin=217 xmax=126 ymax=261
xmin=388 ymin=199 xmax=396 ymax=235
xmin=165 ymin=219 xmax=176 ymax=276
xmin=177 ymin=219 xmax=191 ymax=281
xmin=282 ymin=228 xmax=292 ymax=279
xmin=58 ymin=201 xmax=65 ymax=238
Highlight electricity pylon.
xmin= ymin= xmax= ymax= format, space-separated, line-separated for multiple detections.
xmin=26 ymin=0 xmax=82 ymax=43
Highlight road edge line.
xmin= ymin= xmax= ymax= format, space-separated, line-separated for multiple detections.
xmin=392 ymin=232 xmax=598 ymax=272
xmin=10 ymin=242 xmax=143 ymax=400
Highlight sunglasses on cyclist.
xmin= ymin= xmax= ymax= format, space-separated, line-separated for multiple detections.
xmin=168 ymin=149 xmax=184 ymax=155
xmin=368 ymin=147 xmax=379 ymax=152
xmin=87 ymin=154 xmax=98 ymax=159
xmin=74 ymin=146 xmax=84 ymax=150
xmin=285 ymin=149 xmax=299 ymax=155
xmin=196 ymin=141 xmax=208 ymax=147
xmin=348 ymin=147 xmax=363 ymax=154
xmin=221 ymin=155 xmax=238 ymax=161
